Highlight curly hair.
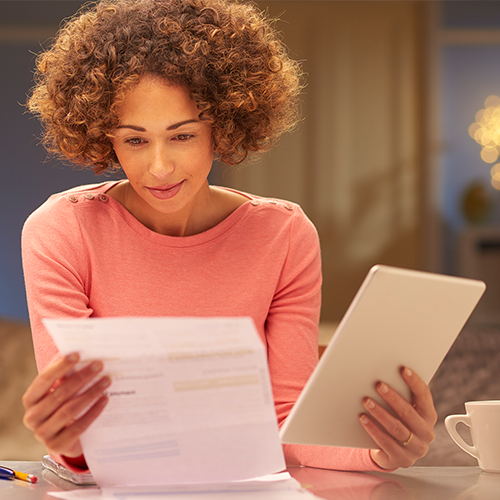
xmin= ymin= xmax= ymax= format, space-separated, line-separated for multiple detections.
xmin=28 ymin=0 xmax=303 ymax=173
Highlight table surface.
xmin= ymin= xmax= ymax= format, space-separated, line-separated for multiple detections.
xmin=1 ymin=461 xmax=499 ymax=499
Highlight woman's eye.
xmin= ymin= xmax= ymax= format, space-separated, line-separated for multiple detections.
xmin=125 ymin=138 xmax=146 ymax=146
xmin=174 ymin=134 xmax=193 ymax=141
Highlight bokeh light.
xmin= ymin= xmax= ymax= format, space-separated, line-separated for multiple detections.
xmin=470 ymin=95 xmax=500 ymax=189
xmin=491 ymin=164 xmax=500 ymax=190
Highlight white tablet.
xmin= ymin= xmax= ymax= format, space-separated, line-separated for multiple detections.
xmin=279 ymin=265 xmax=486 ymax=449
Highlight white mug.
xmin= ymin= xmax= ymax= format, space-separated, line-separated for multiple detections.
xmin=445 ymin=401 xmax=500 ymax=473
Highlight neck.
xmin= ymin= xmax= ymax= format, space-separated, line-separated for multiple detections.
xmin=123 ymin=181 xmax=214 ymax=237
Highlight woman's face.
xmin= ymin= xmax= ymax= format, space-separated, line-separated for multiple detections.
xmin=111 ymin=75 xmax=214 ymax=230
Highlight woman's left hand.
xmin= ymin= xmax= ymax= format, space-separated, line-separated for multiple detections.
xmin=359 ymin=367 xmax=437 ymax=470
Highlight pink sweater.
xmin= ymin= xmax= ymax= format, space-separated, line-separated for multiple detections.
xmin=22 ymin=181 xmax=382 ymax=473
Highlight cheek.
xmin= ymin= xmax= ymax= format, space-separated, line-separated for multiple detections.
xmin=112 ymin=145 xmax=126 ymax=167
xmin=202 ymin=140 xmax=215 ymax=166
xmin=202 ymin=153 xmax=215 ymax=176
xmin=188 ymin=144 xmax=214 ymax=176
xmin=113 ymin=148 xmax=140 ymax=176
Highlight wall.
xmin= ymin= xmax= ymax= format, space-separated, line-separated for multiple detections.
xmin=0 ymin=1 xmax=117 ymax=320
xmin=431 ymin=2 xmax=500 ymax=267
xmin=224 ymin=1 xmax=425 ymax=321
xmin=425 ymin=1 xmax=500 ymax=323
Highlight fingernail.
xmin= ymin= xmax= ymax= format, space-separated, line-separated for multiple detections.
xmin=90 ymin=361 xmax=103 ymax=372
xmin=359 ymin=414 xmax=370 ymax=425
xmin=67 ymin=353 xmax=79 ymax=362
xmin=97 ymin=395 xmax=109 ymax=407
xmin=378 ymin=383 xmax=389 ymax=394
xmin=364 ymin=398 xmax=376 ymax=410
xmin=405 ymin=367 xmax=413 ymax=377
xmin=99 ymin=377 xmax=111 ymax=388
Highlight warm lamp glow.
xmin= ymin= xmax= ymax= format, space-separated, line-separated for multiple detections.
xmin=491 ymin=177 xmax=500 ymax=190
xmin=470 ymin=95 xmax=500 ymax=186
xmin=480 ymin=147 xmax=499 ymax=163
xmin=491 ymin=164 xmax=500 ymax=190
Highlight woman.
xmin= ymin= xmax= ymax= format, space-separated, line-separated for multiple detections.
xmin=21 ymin=0 xmax=436 ymax=475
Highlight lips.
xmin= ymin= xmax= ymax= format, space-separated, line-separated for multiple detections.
xmin=146 ymin=181 xmax=184 ymax=200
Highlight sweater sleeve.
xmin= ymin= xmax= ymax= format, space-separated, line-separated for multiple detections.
xmin=22 ymin=196 xmax=93 ymax=371
xmin=22 ymin=196 xmax=93 ymax=473
xmin=266 ymin=207 xmax=387 ymax=472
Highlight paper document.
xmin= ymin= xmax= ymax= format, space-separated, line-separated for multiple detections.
xmin=44 ymin=317 xmax=286 ymax=487
xmin=47 ymin=473 xmax=320 ymax=499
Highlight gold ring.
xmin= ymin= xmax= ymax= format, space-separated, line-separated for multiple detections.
xmin=399 ymin=431 xmax=413 ymax=446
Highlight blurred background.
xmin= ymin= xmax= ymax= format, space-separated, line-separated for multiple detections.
xmin=1 ymin=0 xmax=500 ymax=464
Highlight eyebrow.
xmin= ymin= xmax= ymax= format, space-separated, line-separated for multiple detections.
xmin=116 ymin=119 xmax=201 ymax=132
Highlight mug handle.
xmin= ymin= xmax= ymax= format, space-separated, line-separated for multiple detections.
xmin=444 ymin=414 xmax=478 ymax=459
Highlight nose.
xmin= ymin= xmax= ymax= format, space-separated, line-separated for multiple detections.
xmin=149 ymin=143 xmax=174 ymax=179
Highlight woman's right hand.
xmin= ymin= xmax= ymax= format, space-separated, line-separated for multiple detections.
xmin=22 ymin=353 xmax=110 ymax=461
